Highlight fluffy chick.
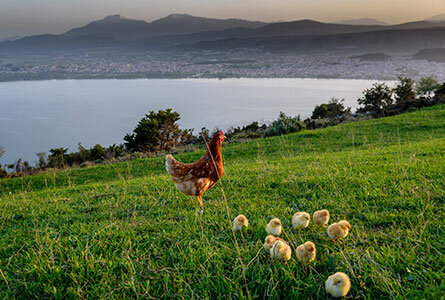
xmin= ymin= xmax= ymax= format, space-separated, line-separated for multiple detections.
xmin=270 ymin=240 xmax=292 ymax=262
xmin=232 ymin=215 xmax=248 ymax=233
xmin=292 ymin=212 xmax=310 ymax=230
xmin=296 ymin=241 xmax=316 ymax=264
xmin=327 ymin=220 xmax=351 ymax=242
xmin=264 ymin=235 xmax=285 ymax=250
xmin=325 ymin=272 xmax=351 ymax=298
xmin=265 ymin=218 xmax=282 ymax=236
xmin=313 ymin=209 xmax=330 ymax=226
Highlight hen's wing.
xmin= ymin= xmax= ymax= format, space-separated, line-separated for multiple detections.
xmin=165 ymin=154 xmax=214 ymax=180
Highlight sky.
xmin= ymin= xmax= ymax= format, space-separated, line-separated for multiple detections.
xmin=1 ymin=0 xmax=445 ymax=38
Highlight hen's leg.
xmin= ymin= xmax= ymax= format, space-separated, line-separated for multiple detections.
xmin=197 ymin=196 xmax=203 ymax=207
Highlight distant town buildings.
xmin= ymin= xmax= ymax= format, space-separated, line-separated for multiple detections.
xmin=1 ymin=50 xmax=444 ymax=81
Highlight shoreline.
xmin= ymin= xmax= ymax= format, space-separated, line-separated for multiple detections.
xmin=0 ymin=75 xmax=397 ymax=84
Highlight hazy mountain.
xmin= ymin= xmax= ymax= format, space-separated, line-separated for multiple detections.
xmin=253 ymin=19 xmax=445 ymax=36
xmin=135 ymin=19 xmax=445 ymax=50
xmin=390 ymin=20 xmax=445 ymax=29
xmin=0 ymin=34 xmax=117 ymax=53
xmin=188 ymin=27 xmax=445 ymax=54
xmin=0 ymin=35 xmax=21 ymax=42
xmin=133 ymin=27 xmax=253 ymax=49
xmin=413 ymin=48 xmax=445 ymax=62
xmin=425 ymin=14 xmax=445 ymax=22
xmin=250 ymin=19 xmax=385 ymax=36
xmin=64 ymin=14 xmax=265 ymax=41
xmin=148 ymin=14 xmax=265 ymax=35
xmin=135 ymin=20 xmax=388 ymax=49
xmin=339 ymin=18 xmax=388 ymax=26
xmin=63 ymin=15 xmax=152 ymax=41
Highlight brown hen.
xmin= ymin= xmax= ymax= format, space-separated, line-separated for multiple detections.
xmin=165 ymin=131 xmax=225 ymax=206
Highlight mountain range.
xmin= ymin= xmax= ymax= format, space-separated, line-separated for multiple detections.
xmin=64 ymin=14 xmax=265 ymax=41
xmin=0 ymin=35 xmax=22 ymax=43
xmin=1 ymin=13 xmax=445 ymax=54
xmin=188 ymin=27 xmax=445 ymax=53
xmin=425 ymin=14 xmax=445 ymax=22
xmin=338 ymin=18 xmax=388 ymax=26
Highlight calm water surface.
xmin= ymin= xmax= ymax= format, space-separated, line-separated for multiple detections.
xmin=0 ymin=78 xmax=389 ymax=164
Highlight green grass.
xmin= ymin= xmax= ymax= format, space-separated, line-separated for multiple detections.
xmin=1 ymin=105 xmax=444 ymax=299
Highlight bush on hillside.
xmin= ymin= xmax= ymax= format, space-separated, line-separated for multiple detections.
xmin=226 ymin=122 xmax=267 ymax=142
xmin=417 ymin=76 xmax=441 ymax=98
xmin=124 ymin=109 xmax=194 ymax=153
xmin=433 ymin=83 xmax=445 ymax=104
xmin=264 ymin=112 xmax=305 ymax=137
xmin=187 ymin=127 xmax=212 ymax=145
xmin=357 ymin=83 xmax=394 ymax=117
xmin=89 ymin=144 xmax=105 ymax=160
xmin=394 ymin=76 xmax=417 ymax=111
xmin=306 ymin=98 xmax=352 ymax=129
xmin=0 ymin=146 xmax=6 ymax=178
xmin=36 ymin=152 xmax=47 ymax=170
xmin=48 ymin=148 xmax=68 ymax=168
xmin=311 ymin=98 xmax=351 ymax=120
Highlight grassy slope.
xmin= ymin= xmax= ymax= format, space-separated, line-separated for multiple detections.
xmin=0 ymin=105 xmax=444 ymax=299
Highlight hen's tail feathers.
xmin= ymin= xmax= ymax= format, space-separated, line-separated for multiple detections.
xmin=165 ymin=154 xmax=179 ymax=176
xmin=165 ymin=154 xmax=174 ymax=175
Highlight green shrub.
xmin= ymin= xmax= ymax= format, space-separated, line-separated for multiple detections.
xmin=0 ymin=168 xmax=7 ymax=178
xmin=306 ymin=98 xmax=352 ymax=129
xmin=124 ymin=109 xmax=193 ymax=152
xmin=433 ymin=83 xmax=445 ymax=104
xmin=394 ymin=76 xmax=417 ymax=111
xmin=357 ymin=83 xmax=394 ymax=117
xmin=264 ymin=112 xmax=305 ymax=137
xmin=226 ymin=122 xmax=266 ymax=142
xmin=417 ymin=76 xmax=440 ymax=98
xmin=311 ymin=98 xmax=351 ymax=120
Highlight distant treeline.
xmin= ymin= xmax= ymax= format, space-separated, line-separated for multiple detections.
xmin=1 ymin=75 xmax=444 ymax=178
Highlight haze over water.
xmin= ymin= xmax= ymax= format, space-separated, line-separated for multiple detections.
xmin=0 ymin=78 xmax=390 ymax=164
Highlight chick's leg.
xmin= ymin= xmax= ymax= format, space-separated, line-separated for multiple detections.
xmin=197 ymin=196 xmax=203 ymax=207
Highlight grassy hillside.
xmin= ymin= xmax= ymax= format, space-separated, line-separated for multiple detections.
xmin=0 ymin=105 xmax=444 ymax=299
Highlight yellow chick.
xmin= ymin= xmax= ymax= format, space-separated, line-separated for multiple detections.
xmin=270 ymin=240 xmax=292 ymax=262
xmin=292 ymin=212 xmax=310 ymax=230
xmin=325 ymin=272 xmax=351 ymax=298
xmin=265 ymin=218 xmax=282 ymax=236
xmin=313 ymin=209 xmax=330 ymax=226
xmin=296 ymin=241 xmax=316 ymax=264
xmin=264 ymin=235 xmax=285 ymax=250
xmin=327 ymin=220 xmax=351 ymax=242
xmin=232 ymin=215 xmax=248 ymax=233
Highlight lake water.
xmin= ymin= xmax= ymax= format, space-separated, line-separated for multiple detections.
xmin=0 ymin=78 xmax=389 ymax=165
